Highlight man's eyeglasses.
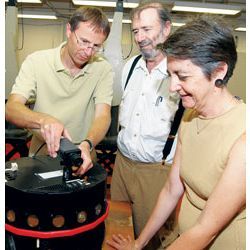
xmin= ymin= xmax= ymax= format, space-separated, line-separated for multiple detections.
xmin=73 ymin=31 xmax=104 ymax=53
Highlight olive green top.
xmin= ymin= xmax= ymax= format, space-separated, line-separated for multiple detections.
xmin=179 ymin=103 xmax=246 ymax=250
xmin=11 ymin=43 xmax=113 ymax=154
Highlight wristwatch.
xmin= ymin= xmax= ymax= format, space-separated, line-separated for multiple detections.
xmin=82 ymin=139 xmax=94 ymax=152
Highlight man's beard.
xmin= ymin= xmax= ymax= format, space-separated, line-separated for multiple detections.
xmin=138 ymin=33 xmax=163 ymax=60
xmin=140 ymin=47 xmax=160 ymax=60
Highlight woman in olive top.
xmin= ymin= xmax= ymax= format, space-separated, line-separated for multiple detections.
xmin=107 ymin=15 xmax=246 ymax=250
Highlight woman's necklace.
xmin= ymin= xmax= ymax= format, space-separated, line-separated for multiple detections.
xmin=195 ymin=95 xmax=242 ymax=135
xmin=196 ymin=118 xmax=213 ymax=134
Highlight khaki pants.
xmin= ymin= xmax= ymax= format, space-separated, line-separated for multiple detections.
xmin=111 ymin=151 xmax=178 ymax=250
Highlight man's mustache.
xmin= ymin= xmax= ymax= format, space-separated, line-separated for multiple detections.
xmin=138 ymin=40 xmax=152 ymax=48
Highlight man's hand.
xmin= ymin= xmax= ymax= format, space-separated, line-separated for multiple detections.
xmin=40 ymin=116 xmax=71 ymax=158
xmin=106 ymin=235 xmax=140 ymax=250
xmin=77 ymin=141 xmax=94 ymax=175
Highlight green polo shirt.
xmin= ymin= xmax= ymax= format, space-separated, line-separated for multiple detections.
xmin=11 ymin=42 xmax=114 ymax=154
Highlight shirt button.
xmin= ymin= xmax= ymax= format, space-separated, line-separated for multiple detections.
xmin=136 ymin=113 xmax=140 ymax=116
xmin=134 ymin=134 xmax=137 ymax=137
xmin=141 ymin=93 xmax=144 ymax=96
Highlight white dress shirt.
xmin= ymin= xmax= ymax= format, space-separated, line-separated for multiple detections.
xmin=117 ymin=55 xmax=179 ymax=163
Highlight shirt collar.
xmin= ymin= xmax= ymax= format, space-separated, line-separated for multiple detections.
xmin=135 ymin=56 xmax=168 ymax=76
xmin=55 ymin=42 xmax=66 ymax=72
xmin=156 ymin=57 xmax=168 ymax=76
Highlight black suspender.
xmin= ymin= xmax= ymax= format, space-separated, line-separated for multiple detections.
xmin=162 ymin=100 xmax=184 ymax=164
xmin=124 ymin=55 xmax=185 ymax=163
xmin=124 ymin=55 xmax=142 ymax=90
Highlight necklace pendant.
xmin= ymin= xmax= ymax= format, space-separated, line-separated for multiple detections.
xmin=196 ymin=118 xmax=212 ymax=135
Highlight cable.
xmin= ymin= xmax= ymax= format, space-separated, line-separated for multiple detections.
xmin=44 ymin=0 xmax=69 ymax=19
xmin=122 ymin=23 xmax=134 ymax=60
xmin=33 ymin=142 xmax=46 ymax=157
xmin=17 ymin=2 xmax=24 ymax=50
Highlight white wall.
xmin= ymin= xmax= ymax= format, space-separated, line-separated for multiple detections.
xmin=16 ymin=19 xmax=66 ymax=68
xmin=227 ymin=32 xmax=246 ymax=102
xmin=5 ymin=19 xmax=66 ymax=98
xmin=5 ymin=6 xmax=19 ymax=99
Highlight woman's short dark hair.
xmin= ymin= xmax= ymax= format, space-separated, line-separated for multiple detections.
xmin=131 ymin=1 xmax=171 ymax=27
xmin=69 ymin=6 xmax=110 ymax=39
xmin=161 ymin=15 xmax=237 ymax=84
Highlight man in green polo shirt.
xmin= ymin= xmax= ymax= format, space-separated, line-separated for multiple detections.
xmin=5 ymin=7 xmax=114 ymax=175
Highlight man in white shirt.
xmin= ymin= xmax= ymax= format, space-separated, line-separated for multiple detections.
xmin=111 ymin=2 xmax=179 ymax=250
